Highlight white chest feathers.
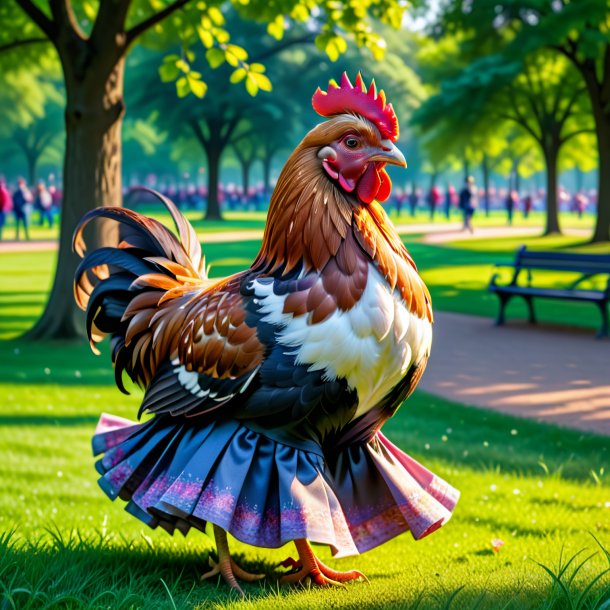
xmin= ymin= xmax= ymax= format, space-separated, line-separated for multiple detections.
xmin=252 ymin=265 xmax=432 ymax=419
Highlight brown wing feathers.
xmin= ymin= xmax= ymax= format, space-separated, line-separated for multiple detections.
xmin=73 ymin=193 xmax=263 ymax=395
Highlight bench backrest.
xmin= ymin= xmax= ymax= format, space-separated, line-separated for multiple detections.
xmin=514 ymin=246 xmax=610 ymax=275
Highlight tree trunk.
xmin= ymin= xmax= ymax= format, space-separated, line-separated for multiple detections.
xmin=592 ymin=121 xmax=610 ymax=242
xmin=543 ymin=144 xmax=561 ymax=235
xmin=463 ymin=159 xmax=470 ymax=181
xmin=205 ymin=142 xmax=223 ymax=221
xmin=26 ymin=150 xmax=38 ymax=187
xmin=514 ymin=165 xmax=521 ymax=194
xmin=241 ymin=159 xmax=251 ymax=198
xmin=571 ymin=57 xmax=610 ymax=242
xmin=25 ymin=58 xmax=125 ymax=340
xmin=482 ymin=155 xmax=490 ymax=217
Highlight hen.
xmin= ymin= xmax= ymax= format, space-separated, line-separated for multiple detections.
xmin=74 ymin=73 xmax=459 ymax=593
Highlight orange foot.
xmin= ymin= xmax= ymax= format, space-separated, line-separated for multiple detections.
xmin=201 ymin=525 xmax=264 ymax=597
xmin=279 ymin=539 xmax=369 ymax=587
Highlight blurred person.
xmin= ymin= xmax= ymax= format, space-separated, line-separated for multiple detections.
xmin=573 ymin=192 xmax=587 ymax=219
xmin=49 ymin=184 xmax=62 ymax=209
xmin=459 ymin=176 xmax=477 ymax=233
xmin=408 ymin=184 xmax=419 ymax=217
xmin=444 ymin=184 xmax=456 ymax=219
xmin=36 ymin=181 xmax=54 ymax=228
xmin=13 ymin=178 xmax=33 ymax=241
xmin=505 ymin=189 xmax=518 ymax=225
xmin=0 ymin=178 xmax=13 ymax=240
xmin=392 ymin=187 xmax=405 ymax=217
xmin=427 ymin=184 xmax=442 ymax=220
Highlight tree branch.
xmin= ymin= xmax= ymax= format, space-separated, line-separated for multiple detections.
xmin=49 ymin=0 xmax=85 ymax=40
xmin=505 ymin=84 xmax=543 ymax=140
xmin=189 ymin=118 xmax=209 ymax=148
xmin=557 ymin=86 xmax=587 ymax=128
xmin=496 ymin=112 xmax=542 ymax=145
xmin=560 ymin=128 xmax=595 ymax=145
xmin=220 ymin=114 xmax=242 ymax=146
xmin=14 ymin=0 xmax=55 ymax=39
xmin=91 ymin=0 xmax=132 ymax=49
xmin=126 ymin=0 xmax=191 ymax=47
xmin=0 ymin=37 xmax=50 ymax=54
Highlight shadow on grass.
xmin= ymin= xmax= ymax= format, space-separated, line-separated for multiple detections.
xmin=0 ymin=390 xmax=607 ymax=484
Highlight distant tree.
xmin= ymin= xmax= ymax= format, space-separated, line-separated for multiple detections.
xmin=414 ymin=51 xmax=593 ymax=234
xmin=436 ymin=0 xmax=610 ymax=240
xmin=0 ymin=83 xmax=64 ymax=185
xmin=1 ymin=0 xmax=407 ymax=339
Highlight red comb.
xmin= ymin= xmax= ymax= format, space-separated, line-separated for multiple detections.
xmin=312 ymin=72 xmax=399 ymax=142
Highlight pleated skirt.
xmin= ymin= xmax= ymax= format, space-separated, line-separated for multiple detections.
xmin=93 ymin=413 xmax=459 ymax=557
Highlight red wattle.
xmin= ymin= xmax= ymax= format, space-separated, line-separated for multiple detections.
xmin=356 ymin=164 xmax=381 ymax=204
xmin=376 ymin=167 xmax=392 ymax=202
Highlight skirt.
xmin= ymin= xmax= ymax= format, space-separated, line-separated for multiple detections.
xmin=92 ymin=413 xmax=459 ymax=557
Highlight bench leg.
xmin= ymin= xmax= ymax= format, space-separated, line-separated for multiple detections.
xmin=495 ymin=294 xmax=510 ymax=326
xmin=524 ymin=296 xmax=537 ymax=324
xmin=597 ymin=302 xmax=609 ymax=339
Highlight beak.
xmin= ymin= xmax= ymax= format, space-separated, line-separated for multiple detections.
xmin=369 ymin=140 xmax=407 ymax=168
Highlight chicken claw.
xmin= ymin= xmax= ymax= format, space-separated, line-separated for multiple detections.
xmin=279 ymin=539 xmax=368 ymax=588
xmin=201 ymin=525 xmax=265 ymax=596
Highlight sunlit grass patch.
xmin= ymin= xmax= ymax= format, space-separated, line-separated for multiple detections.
xmin=0 ymin=329 xmax=609 ymax=608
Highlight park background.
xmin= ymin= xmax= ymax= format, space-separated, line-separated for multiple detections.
xmin=0 ymin=0 xmax=609 ymax=608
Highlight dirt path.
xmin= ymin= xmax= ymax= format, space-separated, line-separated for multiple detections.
xmin=420 ymin=311 xmax=610 ymax=436
xmin=421 ymin=226 xmax=590 ymax=244
xmin=4 ymin=223 xmax=590 ymax=253
xmin=0 ymin=230 xmax=267 ymax=253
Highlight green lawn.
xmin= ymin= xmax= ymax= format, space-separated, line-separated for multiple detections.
xmin=1 ymin=337 xmax=609 ymax=609
xmin=2 ymin=226 xmax=608 ymax=340
xmin=1 ymin=217 xmax=609 ymax=608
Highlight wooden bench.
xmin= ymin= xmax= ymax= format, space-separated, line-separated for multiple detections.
xmin=488 ymin=246 xmax=610 ymax=337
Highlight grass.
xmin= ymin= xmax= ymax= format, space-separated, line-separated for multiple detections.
xmin=2 ymin=225 xmax=608 ymax=340
xmin=0 ymin=335 xmax=609 ymax=609
xmin=1 ymin=213 xmax=609 ymax=608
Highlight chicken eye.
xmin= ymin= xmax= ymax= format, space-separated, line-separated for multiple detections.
xmin=344 ymin=137 xmax=360 ymax=149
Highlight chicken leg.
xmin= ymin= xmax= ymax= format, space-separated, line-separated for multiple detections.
xmin=201 ymin=524 xmax=265 ymax=596
xmin=279 ymin=539 xmax=368 ymax=587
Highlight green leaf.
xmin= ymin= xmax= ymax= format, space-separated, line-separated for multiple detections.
xmin=252 ymin=72 xmax=272 ymax=92
xmin=206 ymin=47 xmax=225 ymax=69
xmin=176 ymin=76 xmax=190 ymax=98
xmin=324 ymin=36 xmax=347 ymax=62
xmin=249 ymin=63 xmax=265 ymax=73
xmin=82 ymin=2 xmax=96 ymax=20
xmin=267 ymin=15 xmax=284 ymax=40
xmin=159 ymin=62 xmax=179 ymax=83
xmin=208 ymin=7 xmax=224 ymax=25
xmin=213 ymin=28 xmax=230 ymax=44
xmin=197 ymin=26 xmax=214 ymax=49
xmin=175 ymin=59 xmax=190 ymax=73
xmin=226 ymin=44 xmax=248 ymax=61
xmin=230 ymin=68 xmax=247 ymax=83
xmin=189 ymin=76 xmax=208 ymax=98
xmin=245 ymin=74 xmax=258 ymax=96
xmin=291 ymin=4 xmax=310 ymax=21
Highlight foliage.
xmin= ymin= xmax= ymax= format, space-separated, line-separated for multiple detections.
xmin=0 ymin=80 xmax=64 ymax=182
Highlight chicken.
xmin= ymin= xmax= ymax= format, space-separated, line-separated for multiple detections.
xmin=74 ymin=72 xmax=459 ymax=594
